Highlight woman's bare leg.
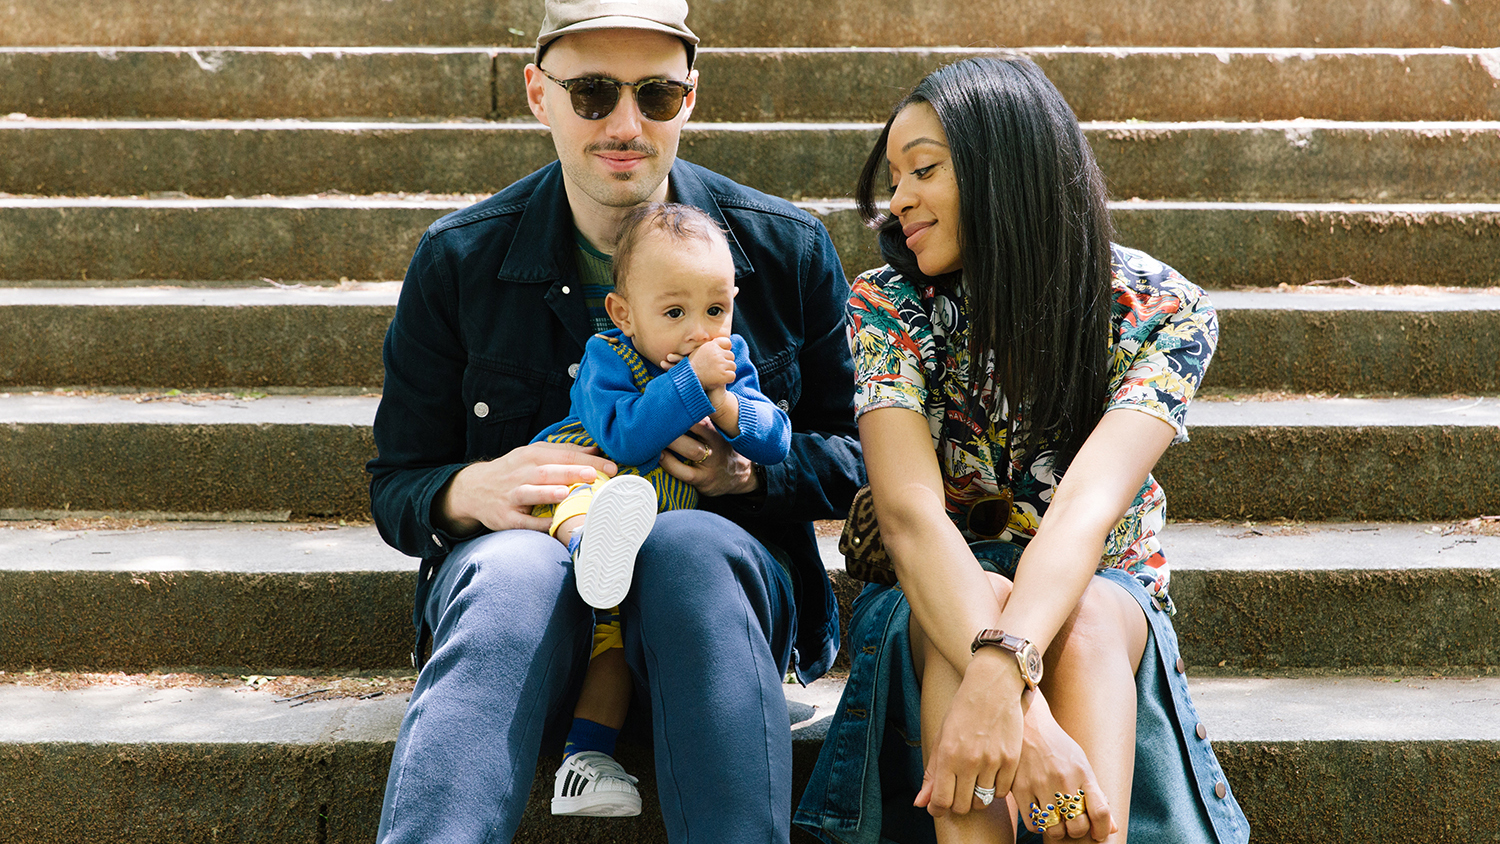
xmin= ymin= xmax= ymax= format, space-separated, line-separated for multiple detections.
xmin=911 ymin=572 xmax=1017 ymax=844
xmin=1038 ymin=577 xmax=1148 ymax=843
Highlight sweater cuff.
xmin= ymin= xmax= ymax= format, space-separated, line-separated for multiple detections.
xmin=667 ymin=360 xmax=717 ymax=421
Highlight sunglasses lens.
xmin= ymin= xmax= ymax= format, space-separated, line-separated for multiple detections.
xmin=636 ymin=82 xmax=687 ymax=121
xmin=569 ymin=78 xmax=620 ymax=120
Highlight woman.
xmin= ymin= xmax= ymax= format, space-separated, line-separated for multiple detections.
xmin=794 ymin=57 xmax=1249 ymax=844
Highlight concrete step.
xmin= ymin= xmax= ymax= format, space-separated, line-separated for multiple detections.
xmin=10 ymin=47 xmax=1500 ymax=123
xmin=4 ymin=394 xmax=1500 ymax=522
xmin=6 ymin=286 xmax=1500 ymax=394
xmin=2 ymin=0 xmax=1494 ymax=49
xmin=1 ymin=675 xmax=1495 ymax=842
xmin=0 ymin=393 xmax=376 ymax=521
xmin=4 ymin=119 xmax=1500 ymax=203
xmin=1204 ymin=290 xmax=1500 ymax=394
xmin=1160 ymin=396 xmax=1500 ymax=521
xmin=0 ymin=284 xmax=398 ymax=389
xmin=5 ymin=197 xmax=1500 ymax=290
xmin=3 ymin=520 xmax=1497 ymax=673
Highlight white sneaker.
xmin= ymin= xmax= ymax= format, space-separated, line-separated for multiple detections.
xmin=550 ymin=750 xmax=642 ymax=817
xmin=574 ymin=474 xmax=657 ymax=609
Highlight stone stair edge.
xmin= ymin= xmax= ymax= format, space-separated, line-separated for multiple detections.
xmin=3 ymin=675 xmax=1499 ymax=745
xmin=5 ymin=520 xmax=1500 ymax=573
xmin=4 ymin=0 xmax=1496 ymax=49
xmin=6 ymin=392 xmax=1500 ymax=426
xmin=10 ymin=283 xmax=1500 ymax=310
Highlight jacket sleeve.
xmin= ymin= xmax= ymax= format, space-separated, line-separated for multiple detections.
xmin=366 ymin=230 xmax=474 ymax=560
xmin=711 ymin=220 xmax=865 ymax=523
xmin=722 ymin=334 xmax=793 ymax=466
xmin=572 ymin=336 xmax=716 ymax=467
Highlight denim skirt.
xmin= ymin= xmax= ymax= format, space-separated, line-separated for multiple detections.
xmin=793 ymin=541 xmax=1250 ymax=844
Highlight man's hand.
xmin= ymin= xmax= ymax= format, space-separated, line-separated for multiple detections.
xmin=687 ymin=336 xmax=737 ymax=391
xmin=660 ymin=419 xmax=758 ymax=497
xmin=436 ymin=442 xmax=616 ymax=536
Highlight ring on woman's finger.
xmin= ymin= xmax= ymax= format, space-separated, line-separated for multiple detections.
xmin=972 ymin=785 xmax=995 ymax=807
xmin=1028 ymin=801 xmax=1062 ymax=831
xmin=1052 ymin=788 xmax=1088 ymax=820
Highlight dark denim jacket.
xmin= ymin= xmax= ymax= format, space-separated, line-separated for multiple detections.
xmin=367 ymin=159 xmax=865 ymax=682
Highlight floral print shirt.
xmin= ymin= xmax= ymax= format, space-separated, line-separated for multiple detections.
xmin=847 ymin=245 xmax=1217 ymax=611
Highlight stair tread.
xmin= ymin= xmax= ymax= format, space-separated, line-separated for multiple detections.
xmin=3 ymin=675 xmax=1496 ymax=745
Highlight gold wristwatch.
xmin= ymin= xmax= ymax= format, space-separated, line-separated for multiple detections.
xmin=970 ymin=629 xmax=1043 ymax=692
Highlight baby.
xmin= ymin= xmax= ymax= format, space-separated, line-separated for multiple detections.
xmin=530 ymin=201 xmax=792 ymax=817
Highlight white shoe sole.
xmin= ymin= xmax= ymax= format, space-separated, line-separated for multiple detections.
xmin=550 ymin=792 xmax=643 ymax=817
xmin=574 ymin=474 xmax=657 ymax=609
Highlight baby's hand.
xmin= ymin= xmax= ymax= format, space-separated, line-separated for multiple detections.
xmin=689 ymin=337 xmax=737 ymax=391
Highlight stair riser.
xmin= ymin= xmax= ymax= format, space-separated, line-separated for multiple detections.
xmin=2 ymin=739 xmax=1493 ymax=843
xmin=5 ymin=204 xmax=1500 ymax=289
xmin=0 ymin=423 xmax=372 ymax=520
xmin=1158 ymin=426 xmax=1500 ymax=521
xmin=0 ymin=571 xmax=413 ymax=672
xmin=0 ymin=304 xmax=391 ymax=388
xmin=2 ymin=566 xmax=1492 ymax=673
xmin=1207 ymin=308 xmax=1500 ymax=394
xmin=4 ymin=124 xmax=1499 ymax=203
xmin=6 ymin=303 xmax=1498 ymax=394
xmin=2 ymin=0 xmax=1493 ymax=48
xmin=11 ymin=49 xmax=1500 ymax=123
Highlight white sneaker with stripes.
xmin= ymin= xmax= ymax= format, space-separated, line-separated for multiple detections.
xmin=573 ymin=474 xmax=658 ymax=609
xmin=550 ymin=750 xmax=642 ymax=817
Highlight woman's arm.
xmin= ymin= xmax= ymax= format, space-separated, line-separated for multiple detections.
xmin=999 ymin=407 xmax=1175 ymax=655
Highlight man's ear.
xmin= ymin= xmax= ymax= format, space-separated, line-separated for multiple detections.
xmin=678 ymin=67 xmax=699 ymax=122
xmin=523 ymin=64 xmax=551 ymax=126
xmin=604 ymin=291 xmax=633 ymax=334
xmin=730 ymin=285 xmax=740 ymax=299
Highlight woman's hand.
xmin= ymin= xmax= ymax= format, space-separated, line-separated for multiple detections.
xmin=915 ymin=651 xmax=1027 ymax=817
xmin=1014 ymin=693 xmax=1116 ymax=841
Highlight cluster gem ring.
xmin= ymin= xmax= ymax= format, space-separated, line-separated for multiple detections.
xmin=1029 ymin=800 xmax=1062 ymax=831
xmin=972 ymin=785 xmax=996 ymax=807
xmin=1053 ymin=788 xmax=1088 ymax=820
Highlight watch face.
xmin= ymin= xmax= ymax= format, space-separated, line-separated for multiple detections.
xmin=1022 ymin=643 xmax=1044 ymax=684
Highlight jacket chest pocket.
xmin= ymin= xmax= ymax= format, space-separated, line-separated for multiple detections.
xmin=463 ymin=364 xmax=571 ymax=459
xmin=754 ymin=351 xmax=801 ymax=416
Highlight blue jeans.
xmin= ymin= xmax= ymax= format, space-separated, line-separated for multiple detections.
xmin=376 ymin=510 xmax=797 ymax=844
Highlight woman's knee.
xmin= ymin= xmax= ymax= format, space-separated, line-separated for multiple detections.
xmin=1046 ymin=577 xmax=1147 ymax=677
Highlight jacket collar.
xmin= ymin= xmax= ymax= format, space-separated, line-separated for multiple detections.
xmin=495 ymin=160 xmax=756 ymax=284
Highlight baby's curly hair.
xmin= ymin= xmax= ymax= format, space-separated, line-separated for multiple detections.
xmin=611 ymin=202 xmax=730 ymax=294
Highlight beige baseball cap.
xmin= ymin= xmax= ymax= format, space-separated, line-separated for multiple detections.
xmin=536 ymin=0 xmax=699 ymax=66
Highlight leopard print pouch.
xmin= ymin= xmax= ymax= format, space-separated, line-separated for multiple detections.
xmin=838 ymin=485 xmax=897 ymax=585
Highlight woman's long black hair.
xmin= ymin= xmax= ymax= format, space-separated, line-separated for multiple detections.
xmin=855 ymin=56 xmax=1114 ymax=473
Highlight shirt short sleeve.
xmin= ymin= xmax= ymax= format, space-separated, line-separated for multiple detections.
xmin=847 ymin=269 xmax=930 ymax=419
xmin=1104 ymin=246 xmax=1218 ymax=443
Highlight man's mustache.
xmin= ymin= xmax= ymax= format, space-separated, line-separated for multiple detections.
xmin=585 ymin=140 xmax=658 ymax=156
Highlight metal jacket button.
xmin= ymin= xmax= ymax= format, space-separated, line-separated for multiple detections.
xmin=474 ymin=402 xmax=489 ymax=418
xmin=1196 ymin=723 xmax=1208 ymax=740
xmin=568 ymin=363 xmax=580 ymax=379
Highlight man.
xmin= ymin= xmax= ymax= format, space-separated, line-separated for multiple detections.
xmin=366 ymin=1 xmax=863 ymax=841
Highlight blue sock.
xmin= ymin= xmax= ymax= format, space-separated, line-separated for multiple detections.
xmin=564 ymin=717 xmax=619 ymax=758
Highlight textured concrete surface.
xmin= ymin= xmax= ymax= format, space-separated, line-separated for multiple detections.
xmin=1 ymin=0 xmax=1494 ymax=48
xmin=0 ymin=395 xmax=377 ymax=519
xmin=0 ymin=300 xmax=394 ymax=388
xmin=1209 ymin=303 xmax=1500 ymax=393
xmin=6 ymin=198 xmax=1500 ymax=289
xmin=11 ymin=47 xmax=1500 ymax=123
xmin=0 ymin=199 xmax=451 ymax=282
xmin=0 ymin=679 xmax=1496 ymax=842
xmin=0 ymin=47 xmax=495 ymax=120
xmin=8 ymin=284 xmax=1499 ymax=392
xmin=3 ymin=521 xmax=1495 ymax=672
xmin=5 ymin=394 xmax=1500 ymax=520
xmin=4 ymin=120 xmax=1500 ymax=203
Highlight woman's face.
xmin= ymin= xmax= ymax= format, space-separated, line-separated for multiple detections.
xmin=886 ymin=102 xmax=962 ymax=276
